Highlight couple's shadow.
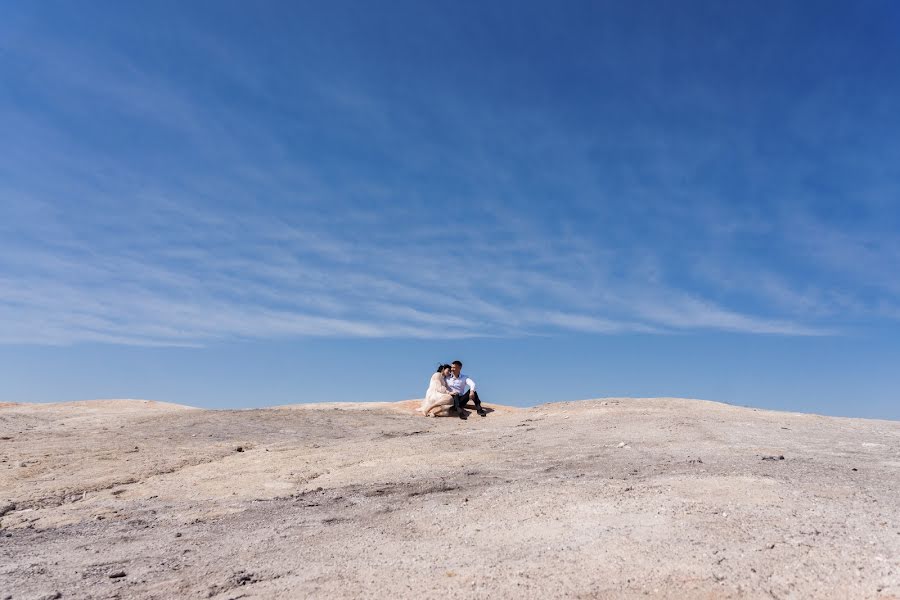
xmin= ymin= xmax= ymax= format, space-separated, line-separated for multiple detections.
xmin=454 ymin=405 xmax=495 ymax=420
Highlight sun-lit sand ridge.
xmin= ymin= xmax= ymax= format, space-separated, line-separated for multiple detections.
xmin=1 ymin=397 xmax=899 ymax=598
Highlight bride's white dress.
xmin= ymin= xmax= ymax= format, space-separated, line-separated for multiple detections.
xmin=421 ymin=372 xmax=454 ymax=415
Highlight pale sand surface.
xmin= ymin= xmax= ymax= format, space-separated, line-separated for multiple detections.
xmin=1 ymin=397 xmax=899 ymax=599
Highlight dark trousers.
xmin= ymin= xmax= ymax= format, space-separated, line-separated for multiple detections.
xmin=453 ymin=390 xmax=482 ymax=411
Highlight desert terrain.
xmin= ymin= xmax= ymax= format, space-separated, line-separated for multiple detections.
xmin=1 ymin=397 xmax=898 ymax=599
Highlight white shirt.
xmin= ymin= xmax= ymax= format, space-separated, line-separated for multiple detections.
xmin=446 ymin=372 xmax=476 ymax=396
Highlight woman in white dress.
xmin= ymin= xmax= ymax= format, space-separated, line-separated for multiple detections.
xmin=421 ymin=364 xmax=457 ymax=417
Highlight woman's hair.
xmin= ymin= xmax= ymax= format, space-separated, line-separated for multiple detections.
xmin=436 ymin=363 xmax=451 ymax=373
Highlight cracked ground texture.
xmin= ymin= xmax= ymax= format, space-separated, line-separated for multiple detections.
xmin=1 ymin=398 xmax=899 ymax=599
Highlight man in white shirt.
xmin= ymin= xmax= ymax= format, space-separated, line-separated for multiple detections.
xmin=446 ymin=360 xmax=486 ymax=417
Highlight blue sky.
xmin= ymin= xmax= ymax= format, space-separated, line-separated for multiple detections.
xmin=2 ymin=1 xmax=899 ymax=418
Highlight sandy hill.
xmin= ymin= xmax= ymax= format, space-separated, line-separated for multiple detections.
xmin=1 ymin=397 xmax=898 ymax=598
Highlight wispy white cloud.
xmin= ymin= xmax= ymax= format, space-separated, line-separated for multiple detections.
xmin=0 ymin=190 xmax=835 ymax=345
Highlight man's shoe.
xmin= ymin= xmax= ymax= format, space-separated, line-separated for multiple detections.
xmin=477 ymin=408 xmax=487 ymax=417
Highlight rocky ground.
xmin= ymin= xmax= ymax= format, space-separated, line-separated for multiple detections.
xmin=1 ymin=397 xmax=899 ymax=599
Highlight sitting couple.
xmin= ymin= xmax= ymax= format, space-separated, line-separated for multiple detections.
xmin=421 ymin=360 xmax=486 ymax=419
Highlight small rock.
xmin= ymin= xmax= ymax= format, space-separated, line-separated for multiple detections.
xmin=852 ymin=468 xmax=858 ymax=472
xmin=19 ymin=462 xmax=28 ymax=468
xmin=0 ymin=502 xmax=15 ymax=517
xmin=617 ymin=442 xmax=627 ymax=448
xmin=175 ymin=532 xmax=182 ymax=538
xmin=761 ymin=455 xmax=785 ymax=461
xmin=235 ymin=447 xmax=244 ymax=453
xmin=109 ymin=571 xmax=126 ymax=579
